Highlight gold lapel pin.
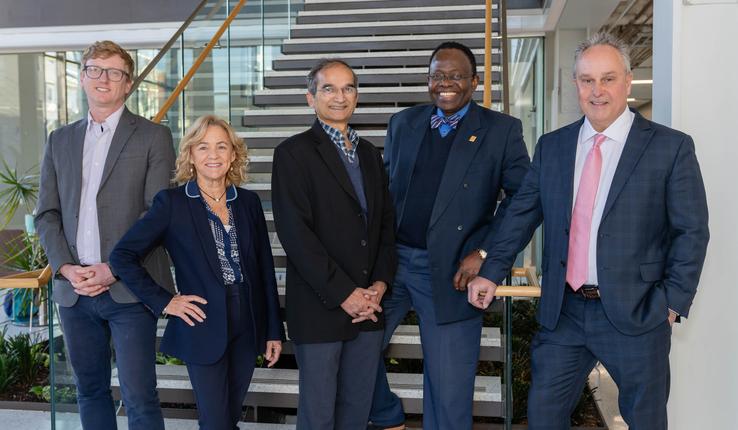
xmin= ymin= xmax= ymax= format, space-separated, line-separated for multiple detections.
xmin=468 ymin=135 xmax=477 ymax=143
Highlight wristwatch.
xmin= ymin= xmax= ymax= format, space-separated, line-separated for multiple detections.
xmin=476 ymin=249 xmax=488 ymax=260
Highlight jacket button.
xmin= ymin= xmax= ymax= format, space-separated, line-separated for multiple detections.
xmin=362 ymin=269 xmax=368 ymax=275
xmin=565 ymin=228 xmax=569 ymax=235
xmin=560 ymin=260 xmax=566 ymax=267
xmin=360 ymin=240 xmax=367 ymax=246
xmin=463 ymin=183 xmax=469 ymax=189
xmin=457 ymin=225 xmax=463 ymax=231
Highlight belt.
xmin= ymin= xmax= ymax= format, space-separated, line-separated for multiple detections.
xmin=566 ymin=283 xmax=600 ymax=299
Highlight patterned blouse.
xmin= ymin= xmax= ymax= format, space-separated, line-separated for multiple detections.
xmin=186 ymin=181 xmax=243 ymax=285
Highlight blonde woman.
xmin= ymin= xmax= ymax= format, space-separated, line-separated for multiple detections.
xmin=110 ymin=115 xmax=284 ymax=429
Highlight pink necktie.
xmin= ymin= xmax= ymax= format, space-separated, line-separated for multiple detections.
xmin=566 ymin=133 xmax=606 ymax=291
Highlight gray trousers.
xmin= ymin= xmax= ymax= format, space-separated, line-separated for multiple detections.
xmin=294 ymin=330 xmax=384 ymax=430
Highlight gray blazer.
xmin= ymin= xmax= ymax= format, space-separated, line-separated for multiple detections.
xmin=36 ymin=107 xmax=176 ymax=307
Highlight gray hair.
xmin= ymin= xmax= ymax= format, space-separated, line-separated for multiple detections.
xmin=306 ymin=58 xmax=358 ymax=95
xmin=572 ymin=32 xmax=632 ymax=78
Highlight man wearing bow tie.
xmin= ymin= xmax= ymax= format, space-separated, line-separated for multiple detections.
xmin=369 ymin=41 xmax=530 ymax=430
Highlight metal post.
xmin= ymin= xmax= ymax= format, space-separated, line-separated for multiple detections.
xmin=48 ymin=281 xmax=56 ymax=430
xmin=504 ymin=274 xmax=513 ymax=430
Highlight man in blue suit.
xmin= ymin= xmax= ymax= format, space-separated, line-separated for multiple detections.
xmin=369 ymin=41 xmax=530 ymax=430
xmin=468 ymin=33 xmax=709 ymax=429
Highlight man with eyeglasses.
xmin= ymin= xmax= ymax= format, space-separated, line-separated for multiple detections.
xmin=272 ymin=58 xmax=397 ymax=429
xmin=36 ymin=40 xmax=175 ymax=430
xmin=368 ymin=41 xmax=530 ymax=430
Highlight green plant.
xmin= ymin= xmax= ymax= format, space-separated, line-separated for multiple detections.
xmin=0 ymin=160 xmax=39 ymax=229
xmin=4 ymin=333 xmax=48 ymax=386
xmin=29 ymin=384 xmax=76 ymax=403
xmin=155 ymin=352 xmax=185 ymax=365
xmin=2 ymin=232 xmax=48 ymax=272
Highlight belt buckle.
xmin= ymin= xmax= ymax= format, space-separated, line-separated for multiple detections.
xmin=580 ymin=286 xmax=600 ymax=299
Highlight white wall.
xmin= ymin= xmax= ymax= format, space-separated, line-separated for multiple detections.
xmin=654 ymin=1 xmax=738 ymax=428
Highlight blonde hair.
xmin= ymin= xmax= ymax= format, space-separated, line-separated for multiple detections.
xmin=173 ymin=115 xmax=249 ymax=186
xmin=82 ymin=40 xmax=135 ymax=78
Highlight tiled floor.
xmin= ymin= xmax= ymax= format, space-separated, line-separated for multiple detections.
xmin=0 ymin=409 xmax=296 ymax=430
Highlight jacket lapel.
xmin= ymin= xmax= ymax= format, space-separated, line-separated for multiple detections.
xmin=356 ymin=139 xmax=376 ymax=225
xmin=99 ymin=107 xmax=136 ymax=190
xmin=600 ymin=112 xmax=654 ymax=221
xmin=311 ymin=120 xmax=360 ymax=205
xmin=428 ymin=102 xmax=486 ymax=228
xmin=186 ymin=194 xmax=224 ymax=284
xmin=561 ymin=118 xmax=583 ymax=225
xmin=67 ymin=119 xmax=87 ymax=247
xmin=230 ymin=192 xmax=253 ymax=267
xmin=394 ymin=104 xmax=434 ymax=225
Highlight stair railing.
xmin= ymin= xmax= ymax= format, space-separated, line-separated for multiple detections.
xmin=153 ymin=0 xmax=249 ymax=124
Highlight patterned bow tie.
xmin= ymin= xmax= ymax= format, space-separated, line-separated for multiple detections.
xmin=430 ymin=113 xmax=462 ymax=130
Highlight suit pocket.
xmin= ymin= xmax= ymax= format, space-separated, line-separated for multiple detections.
xmin=640 ymin=261 xmax=665 ymax=282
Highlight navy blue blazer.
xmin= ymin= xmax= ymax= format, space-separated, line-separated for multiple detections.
xmin=110 ymin=185 xmax=284 ymax=365
xmin=385 ymin=101 xmax=530 ymax=324
xmin=480 ymin=111 xmax=710 ymax=336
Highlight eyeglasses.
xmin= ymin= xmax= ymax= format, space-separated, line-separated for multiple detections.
xmin=83 ymin=65 xmax=130 ymax=82
xmin=428 ymin=73 xmax=474 ymax=83
xmin=318 ymin=85 xmax=357 ymax=96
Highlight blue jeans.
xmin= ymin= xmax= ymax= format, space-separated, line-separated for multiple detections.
xmin=58 ymin=292 xmax=163 ymax=430
xmin=369 ymin=244 xmax=482 ymax=430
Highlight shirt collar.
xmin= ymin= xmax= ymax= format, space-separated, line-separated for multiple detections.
xmin=581 ymin=107 xmax=635 ymax=146
xmin=185 ymin=180 xmax=238 ymax=202
xmin=435 ymin=102 xmax=471 ymax=120
xmin=318 ymin=120 xmax=359 ymax=149
xmin=87 ymin=104 xmax=125 ymax=134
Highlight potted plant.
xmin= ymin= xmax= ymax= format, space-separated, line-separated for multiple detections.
xmin=0 ymin=159 xmax=46 ymax=325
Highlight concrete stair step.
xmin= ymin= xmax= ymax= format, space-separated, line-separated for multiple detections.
xmin=272 ymin=49 xmax=499 ymax=71
xmin=242 ymin=107 xmax=402 ymax=127
xmin=297 ymin=4 xmax=495 ymax=25
xmin=156 ymin=319 xmax=502 ymax=361
xmin=112 ymin=365 xmax=503 ymax=417
xmin=239 ymin=129 xmax=386 ymax=148
xmin=281 ymin=33 xmax=500 ymax=54
xmin=254 ymin=86 xmax=501 ymax=106
xmin=263 ymin=66 xmax=500 ymax=88
xmin=290 ymin=18 xmax=496 ymax=38
xmin=303 ymin=0 xmax=494 ymax=12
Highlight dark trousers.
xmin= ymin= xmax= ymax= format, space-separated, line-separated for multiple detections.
xmin=527 ymin=289 xmax=672 ymax=430
xmin=58 ymin=292 xmax=163 ymax=430
xmin=370 ymin=245 xmax=483 ymax=430
xmin=294 ymin=330 xmax=384 ymax=430
xmin=186 ymin=283 xmax=257 ymax=430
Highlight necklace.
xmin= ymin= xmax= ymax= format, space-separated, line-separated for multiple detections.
xmin=199 ymin=186 xmax=226 ymax=202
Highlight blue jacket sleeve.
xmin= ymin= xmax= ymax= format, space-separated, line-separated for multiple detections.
xmin=109 ymin=190 xmax=174 ymax=315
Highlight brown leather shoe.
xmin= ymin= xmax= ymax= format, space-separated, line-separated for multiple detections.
xmin=383 ymin=426 xmax=405 ymax=430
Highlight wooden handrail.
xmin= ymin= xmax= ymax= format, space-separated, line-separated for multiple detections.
xmin=0 ymin=265 xmax=51 ymax=289
xmin=483 ymin=0 xmax=492 ymax=108
xmin=127 ymin=0 xmax=210 ymax=99
xmin=153 ymin=0 xmax=248 ymax=124
xmin=500 ymin=0 xmax=510 ymax=114
xmin=481 ymin=266 xmax=542 ymax=298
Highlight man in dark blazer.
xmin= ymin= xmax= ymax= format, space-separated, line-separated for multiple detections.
xmin=468 ymin=33 xmax=709 ymax=429
xmin=35 ymin=41 xmax=175 ymax=430
xmin=369 ymin=42 xmax=530 ymax=430
xmin=272 ymin=59 xmax=397 ymax=429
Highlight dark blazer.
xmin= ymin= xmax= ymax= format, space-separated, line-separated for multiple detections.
xmin=385 ymin=102 xmax=530 ymax=324
xmin=480 ymin=111 xmax=710 ymax=336
xmin=109 ymin=185 xmax=285 ymax=365
xmin=36 ymin=107 xmax=175 ymax=306
xmin=272 ymin=120 xmax=397 ymax=344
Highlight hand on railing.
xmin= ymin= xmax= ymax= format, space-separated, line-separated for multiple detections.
xmin=467 ymin=266 xmax=541 ymax=309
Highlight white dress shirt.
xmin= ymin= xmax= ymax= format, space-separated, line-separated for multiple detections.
xmin=572 ymin=108 xmax=635 ymax=285
xmin=76 ymin=105 xmax=125 ymax=265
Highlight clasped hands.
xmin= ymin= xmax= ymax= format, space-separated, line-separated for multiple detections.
xmin=60 ymin=263 xmax=117 ymax=297
xmin=341 ymin=281 xmax=387 ymax=323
